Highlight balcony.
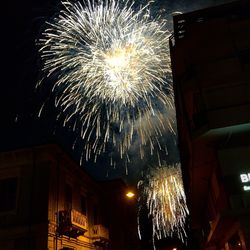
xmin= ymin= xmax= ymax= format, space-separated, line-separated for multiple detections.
xmin=187 ymin=81 xmax=250 ymax=138
xmin=58 ymin=209 xmax=88 ymax=238
xmin=92 ymin=224 xmax=109 ymax=248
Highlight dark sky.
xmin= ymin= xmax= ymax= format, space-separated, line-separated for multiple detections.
xmin=2 ymin=0 xmax=234 ymax=184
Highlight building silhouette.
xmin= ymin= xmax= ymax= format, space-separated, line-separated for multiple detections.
xmin=170 ymin=0 xmax=250 ymax=249
xmin=0 ymin=144 xmax=139 ymax=250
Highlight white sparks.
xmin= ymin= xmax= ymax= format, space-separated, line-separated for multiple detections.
xmin=138 ymin=163 xmax=189 ymax=244
xmin=38 ymin=0 xmax=173 ymax=163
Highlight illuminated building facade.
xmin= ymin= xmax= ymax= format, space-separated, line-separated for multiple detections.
xmin=170 ymin=1 xmax=250 ymax=249
xmin=0 ymin=144 xmax=138 ymax=250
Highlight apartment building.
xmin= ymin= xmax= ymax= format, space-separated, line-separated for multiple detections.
xmin=0 ymin=144 xmax=138 ymax=250
xmin=170 ymin=1 xmax=250 ymax=249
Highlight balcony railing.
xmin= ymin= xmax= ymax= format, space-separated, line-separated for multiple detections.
xmin=92 ymin=224 xmax=109 ymax=248
xmin=58 ymin=209 xmax=88 ymax=238
xmin=92 ymin=224 xmax=109 ymax=240
xmin=71 ymin=209 xmax=87 ymax=229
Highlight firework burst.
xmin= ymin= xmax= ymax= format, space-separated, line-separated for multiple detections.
xmin=138 ymin=163 xmax=189 ymax=244
xmin=38 ymin=0 xmax=173 ymax=164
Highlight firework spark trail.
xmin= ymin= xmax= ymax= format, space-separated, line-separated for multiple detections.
xmin=38 ymin=0 xmax=174 ymax=164
xmin=138 ymin=163 xmax=189 ymax=245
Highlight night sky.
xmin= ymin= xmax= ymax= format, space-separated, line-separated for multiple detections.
xmin=2 ymin=1 xmax=236 ymax=249
xmin=2 ymin=0 xmax=233 ymax=184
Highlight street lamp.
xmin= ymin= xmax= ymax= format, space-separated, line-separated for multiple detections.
xmin=126 ymin=191 xmax=135 ymax=199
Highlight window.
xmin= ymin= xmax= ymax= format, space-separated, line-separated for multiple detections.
xmin=0 ymin=177 xmax=17 ymax=212
xmin=65 ymin=184 xmax=72 ymax=210
xmin=80 ymin=195 xmax=87 ymax=215
xmin=93 ymin=205 xmax=98 ymax=225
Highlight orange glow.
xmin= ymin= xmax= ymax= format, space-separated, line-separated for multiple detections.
xmin=126 ymin=191 xmax=135 ymax=198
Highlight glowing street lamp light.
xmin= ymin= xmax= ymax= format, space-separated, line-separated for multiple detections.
xmin=126 ymin=191 xmax=135 ymax=199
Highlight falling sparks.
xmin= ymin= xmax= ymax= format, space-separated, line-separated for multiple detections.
xmin=38 ymin=0 xmax=174 ymax=164
xmin=138 ymin=163 xmax=189 ymax=245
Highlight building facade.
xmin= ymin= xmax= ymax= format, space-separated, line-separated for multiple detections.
xmin=170 ymin=1 xmax=250 ymax=249
xmin=0 ymin=144 xmax=139 ymax=250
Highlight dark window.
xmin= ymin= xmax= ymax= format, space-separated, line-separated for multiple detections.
xmin=80 ymin=195 xmax=87 ymax=215
xmin=0 ymin=177 xmax=17 ymax=212
xmin=65 ymin=184 xmax=72 ymax=210
xmin=193 ymin=92 xmax=205 ymax=115
xmin=93 ymin=205 xmax=98 ymax=225
xmin=239 ymin=49 xmax=250 ymax=65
